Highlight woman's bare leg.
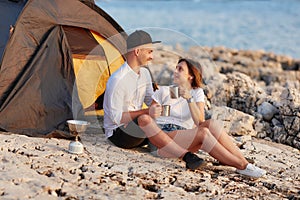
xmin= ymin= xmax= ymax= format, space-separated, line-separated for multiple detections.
xmin=199 ymin=119 xmax=248 ymax=163
xmin=138 ymin=115 xmax=248 ymax=169
xmin=167 ymin=127 xmax=248 ymax=169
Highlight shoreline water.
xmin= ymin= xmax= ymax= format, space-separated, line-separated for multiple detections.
xmin=97 ymin=0 xmax=300 ymax=59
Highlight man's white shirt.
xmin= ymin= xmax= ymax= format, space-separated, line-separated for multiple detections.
xmin=103 ymin=62 xmax=153 ymax=138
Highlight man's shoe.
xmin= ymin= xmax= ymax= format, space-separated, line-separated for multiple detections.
xmin=183 ymin=152 xmax=205 ymax=170
xmin=236 ymin=163 xmax=266 ymax=178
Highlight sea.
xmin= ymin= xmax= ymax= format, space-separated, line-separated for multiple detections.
xmin=96 ymin=0 xmax=300 ymax=59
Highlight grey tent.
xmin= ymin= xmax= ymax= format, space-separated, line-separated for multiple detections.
xmin=0 ymin=0 xmax=127 ymax=137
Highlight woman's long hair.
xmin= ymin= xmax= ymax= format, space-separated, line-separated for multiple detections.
xmin=178 ymin=58 xmax=203 ymax=89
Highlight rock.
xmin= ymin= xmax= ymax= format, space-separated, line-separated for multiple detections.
xmin=208 ymin=71 xmax=264 ymax=115
xmin=210 ymin=106 xmax=256 ymax=136
xmin=277 ymin=88 xmax=300 ymax=144
xmin=257 ymin=102 xmax=279 ymax=121
xmin=231 ymin=55 xmax=253 ymax=67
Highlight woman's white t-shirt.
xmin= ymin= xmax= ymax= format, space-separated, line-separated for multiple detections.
xmin=152 ymin=86 xmax=205 ymax=129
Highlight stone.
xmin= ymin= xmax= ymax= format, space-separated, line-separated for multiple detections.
xmin=257 ymin=102 xmax=279 ymax=121
xmin=210 ymin=106 xmax=256 ymax=136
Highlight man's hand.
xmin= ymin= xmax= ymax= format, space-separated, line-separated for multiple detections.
xmin=149 ymin=104 xmax=162 ymax=118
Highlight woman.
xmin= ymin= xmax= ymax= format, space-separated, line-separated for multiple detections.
xmin=152 ymin=58 xmax=205 ymax=131
xmin=141 ymin=58 xmax=266 ymax=178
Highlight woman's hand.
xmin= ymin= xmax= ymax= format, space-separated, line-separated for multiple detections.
xmin=149 ymin=104 xmax=162 ymax=118
xmin=179 ymin=86 xmax=192 ymax=100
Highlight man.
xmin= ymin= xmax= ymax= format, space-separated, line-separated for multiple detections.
xmin=103 ymin=30 xmax=204 ymax=170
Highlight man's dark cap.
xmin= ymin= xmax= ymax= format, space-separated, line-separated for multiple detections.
xmin=126 ymin=30 xmax=161 ymax=50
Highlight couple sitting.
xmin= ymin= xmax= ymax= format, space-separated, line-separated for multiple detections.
xmin=103 ymin=30 xmax=266 ymax=178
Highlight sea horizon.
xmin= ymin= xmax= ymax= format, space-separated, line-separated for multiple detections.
xmin=96 ymin=0 xmax=300 ymax=59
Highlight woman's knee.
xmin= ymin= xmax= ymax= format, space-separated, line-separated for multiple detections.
xmin=197 ymin=127 xmax=219 ymax=152
xmin=196 ymin=127 xmax=211 ymax=140
xmin=201 ymin=119 xmax=223 ymax=133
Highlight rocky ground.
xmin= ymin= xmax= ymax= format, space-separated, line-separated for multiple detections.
xmin=1 ymin=45 xmax=300 ymax=199
xmin=0 ymin=115 xmax=299 ymax=199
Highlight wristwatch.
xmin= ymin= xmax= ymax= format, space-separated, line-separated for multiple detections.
xmin=187 ymin=97 xmax=194 ymax=103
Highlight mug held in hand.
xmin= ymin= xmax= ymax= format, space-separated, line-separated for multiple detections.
xmin=169 ymin=85 xmax=179 ymax=99
xmin=161 ymin=105 xmax=170 ymax=116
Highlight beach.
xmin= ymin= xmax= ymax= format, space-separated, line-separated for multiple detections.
xmin=0 ymin=116 xmax=299 ymax=199
xmin=1 ymin=45 xmax=300 ymax=199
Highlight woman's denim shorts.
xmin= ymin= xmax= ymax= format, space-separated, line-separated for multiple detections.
xmin=160 ymin=124 xmax=186 ymax=132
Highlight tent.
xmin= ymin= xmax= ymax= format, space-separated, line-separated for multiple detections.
xmin=0 ymin=0 xmax=127 ymax=137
